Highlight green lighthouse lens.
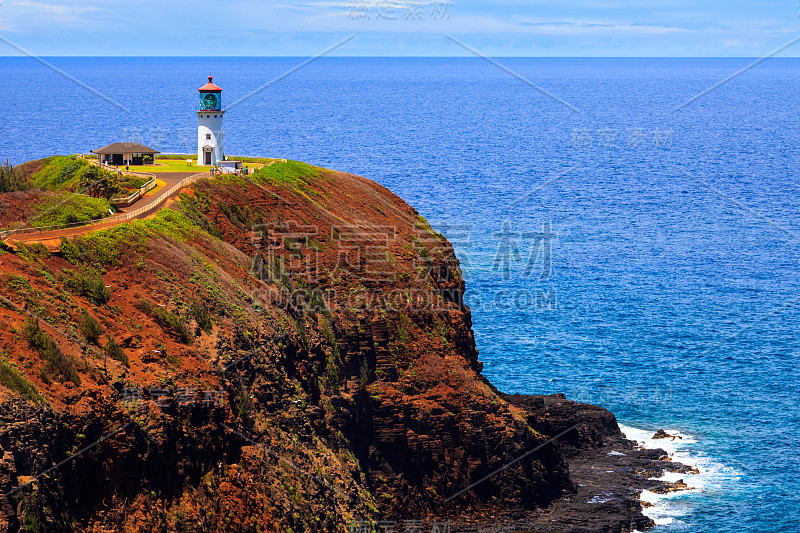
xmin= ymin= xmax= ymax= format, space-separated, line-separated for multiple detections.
xmin=201 ymin=93 xmax=219 ymax=110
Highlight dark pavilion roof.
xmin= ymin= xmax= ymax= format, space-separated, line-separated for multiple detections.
xmin=91 ymin=142 xmax=160 ymax=155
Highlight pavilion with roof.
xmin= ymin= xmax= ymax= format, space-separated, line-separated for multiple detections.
xmin=91 ymin=142 xmax=160 ymax=166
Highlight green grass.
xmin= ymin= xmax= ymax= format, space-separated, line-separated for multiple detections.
xmin=31 ymin=155 xmax=91 ymax=190
xmin=155 ymin=154 xmax=195 ymax=160
xmin=128 ymin=159 xmax=203 ymax=173
xmin=0 ymin=357 xmax=44 ymax=404
xmin=131 ymin=157 xmax=268 ymax=174
xmin=60 ymin=208 xmax=198 ymax=266
xmin=250 ymin=160 xmax=322 ymax=188
xmin=28 ymin=193 xmax=114 ymax=228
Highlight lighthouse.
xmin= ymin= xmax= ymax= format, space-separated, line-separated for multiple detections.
xmin=197 ymin=76 xmax=224 ymax=166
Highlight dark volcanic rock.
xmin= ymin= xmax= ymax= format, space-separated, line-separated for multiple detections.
xmin=453 ymin=393 xmax=696 ymax=533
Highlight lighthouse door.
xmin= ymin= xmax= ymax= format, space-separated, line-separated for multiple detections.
xmin=204 ymin=150 xmax=212 ymax=165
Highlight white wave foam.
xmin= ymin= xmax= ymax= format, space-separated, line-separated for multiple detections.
xmin=619 ymin=424 xmax=739 ymax=531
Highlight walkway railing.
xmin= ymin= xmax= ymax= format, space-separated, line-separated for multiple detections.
xmin=110 ymin=177 xmax=157 ymax=207
xmin=0 ymin=172 xmax=209 ymax=240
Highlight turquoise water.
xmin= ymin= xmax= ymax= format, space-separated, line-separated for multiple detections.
xmin=4 ymin=57 xmax=800 ymax=531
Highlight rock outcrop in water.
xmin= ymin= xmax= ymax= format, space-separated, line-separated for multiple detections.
xmin=0 ymin=159 xmax=687 ymax=532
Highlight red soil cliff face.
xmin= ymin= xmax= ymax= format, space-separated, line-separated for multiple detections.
xmin=0 ymin=161 xmax=580 ymax=532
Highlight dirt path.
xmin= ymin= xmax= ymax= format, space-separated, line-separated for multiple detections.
xmin=3 ymin=171 xmax=209 ymax=251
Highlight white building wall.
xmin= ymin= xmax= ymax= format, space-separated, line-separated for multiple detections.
xmin=197 ymin=111 xmax=225 ymax=165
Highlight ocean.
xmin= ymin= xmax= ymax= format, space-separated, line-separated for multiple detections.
xmin=4 ymin=57 xmax=800 ymax=531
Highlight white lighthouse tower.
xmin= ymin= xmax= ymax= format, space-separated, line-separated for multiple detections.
xmin=197 ymin=76 xmax=224 ymax=166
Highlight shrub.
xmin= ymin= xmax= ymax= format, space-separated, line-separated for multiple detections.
xmin=0 ymin=159 xmax=26 ymax=192
xmin=137 ymin=299 xmax=192 ymax=344
xmin=236 ymin=380 xmax=252 ymax=427
xmin=190 ymin=300 xmax=212 ymax=334
xmin=134 ymin=298 xmax=154 ymax=313
xmin=105 ymin=339 xmax=129 ymax=367
xmin=63 ymin=268 xmax=110 ymax=305
xmin=0 ymin=358 xmax=44 ymax=403
xmin=358 ymin=358 xmax=371 ymax=390
xmin=22 ymin=319 xmax=80 ymax=385
xmin=78 ymin=311 xmax=104 ymax=345
xmin=79 ymin=165 xmax=120 ymax=199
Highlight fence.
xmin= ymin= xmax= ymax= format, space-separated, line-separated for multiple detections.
xmin=110 ymin=177 xmax=157 ymax=207
xmin=0 ymin=172 xmax=209 ymax=240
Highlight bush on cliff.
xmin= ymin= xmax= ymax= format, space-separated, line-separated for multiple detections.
xmin=22 ymin=318 xmax=81 ymax=385
xmin=79 ymin=165 xmax=120 ymax=199
xmin=0 ymin=357 xmax=44 ymax=404
xmin=135 ymin=298 xmax=193 ymax=344
xmin=62 ymin=268 xmax=110 ymax=305
xmin=0 ymin=159 xmax=27 ymax=192
xmin=190 ymin=300 xmax=213 ymax=334
xmin=105 ymin=339 xmax=129 ymax=367
xmin=78 ymin=311 xmax=104 ymax=345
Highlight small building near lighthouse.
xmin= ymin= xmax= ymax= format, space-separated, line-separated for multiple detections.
xmin=92 ymin=142 xmax=160 ymax=166
xmin=197 ymin=76 xmax=225 ymax=166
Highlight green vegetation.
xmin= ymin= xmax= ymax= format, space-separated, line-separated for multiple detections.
xmin=31 ymin=155 xmax=91 ymax=190
xmin=155 ymin=154 xmax=195 ymax=160
xmin=62 ymin=268 xmax=110 ymax=305
xmin=251 ymin=160 xmax=322 ymax=189
xmin=397 ymin=312 xmax=412 ymax=345
xmin=22 ymin=318 xmax=81 ymax=385
xmin=78 ymin=311 xmax=104 ymax=345
xmin=0 ymin=357 xmax=44 ymax=403
xmin=135 ymin=299 xmax=193 ymax=344
xmin=190 ymin=300 xmax=213 ymax=334
xmin=129 ymin=159 xmax=201 ymax=173
xmin=320 ymin=319 xmax=341 ymax=392
xmin=0 ymin=159 xmax=27 ymax=192
xmin=236 ymin=379 xmax=253 ymax=427
xmin=116 ymin=173 xmax=150 ymax=195
xmin=60 ymin=208 xmax=197 ymax=267
xmin=1 ymin=156 xmax=119 ymax=229
xmin=358 ymin=358 xmax=371 ymax=389
xmin=28 ymin=193 xmax=113 ymax=228
xmin=79 ymin=165 xmax=120 ymax=199
xmin=105 ymin=339 xmax=129 ymax=367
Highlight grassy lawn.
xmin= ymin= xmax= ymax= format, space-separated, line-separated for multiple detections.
xmin=128 ymin=159 xmax=202 ymax=173
xmin=130 ymin=157 xmax=271 ymax=174
xmin=129 ymin=158 xmax=269 ymax=174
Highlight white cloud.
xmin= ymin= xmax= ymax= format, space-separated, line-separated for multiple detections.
xmin=11 ymin=1 xmax=101 ymax=14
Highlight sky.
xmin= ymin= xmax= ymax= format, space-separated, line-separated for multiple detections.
xmin=0 ymin=0 xmax=799 ymax=56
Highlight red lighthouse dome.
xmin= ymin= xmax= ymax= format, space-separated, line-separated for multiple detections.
xmin=198 ymin=76 xmax=222 ymax=92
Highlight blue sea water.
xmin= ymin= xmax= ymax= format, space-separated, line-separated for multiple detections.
xmin=3 ymin=57 xmax=800 ymax=531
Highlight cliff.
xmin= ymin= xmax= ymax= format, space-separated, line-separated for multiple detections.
xmin=0 ymin=159 xmax=686 ymax=532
